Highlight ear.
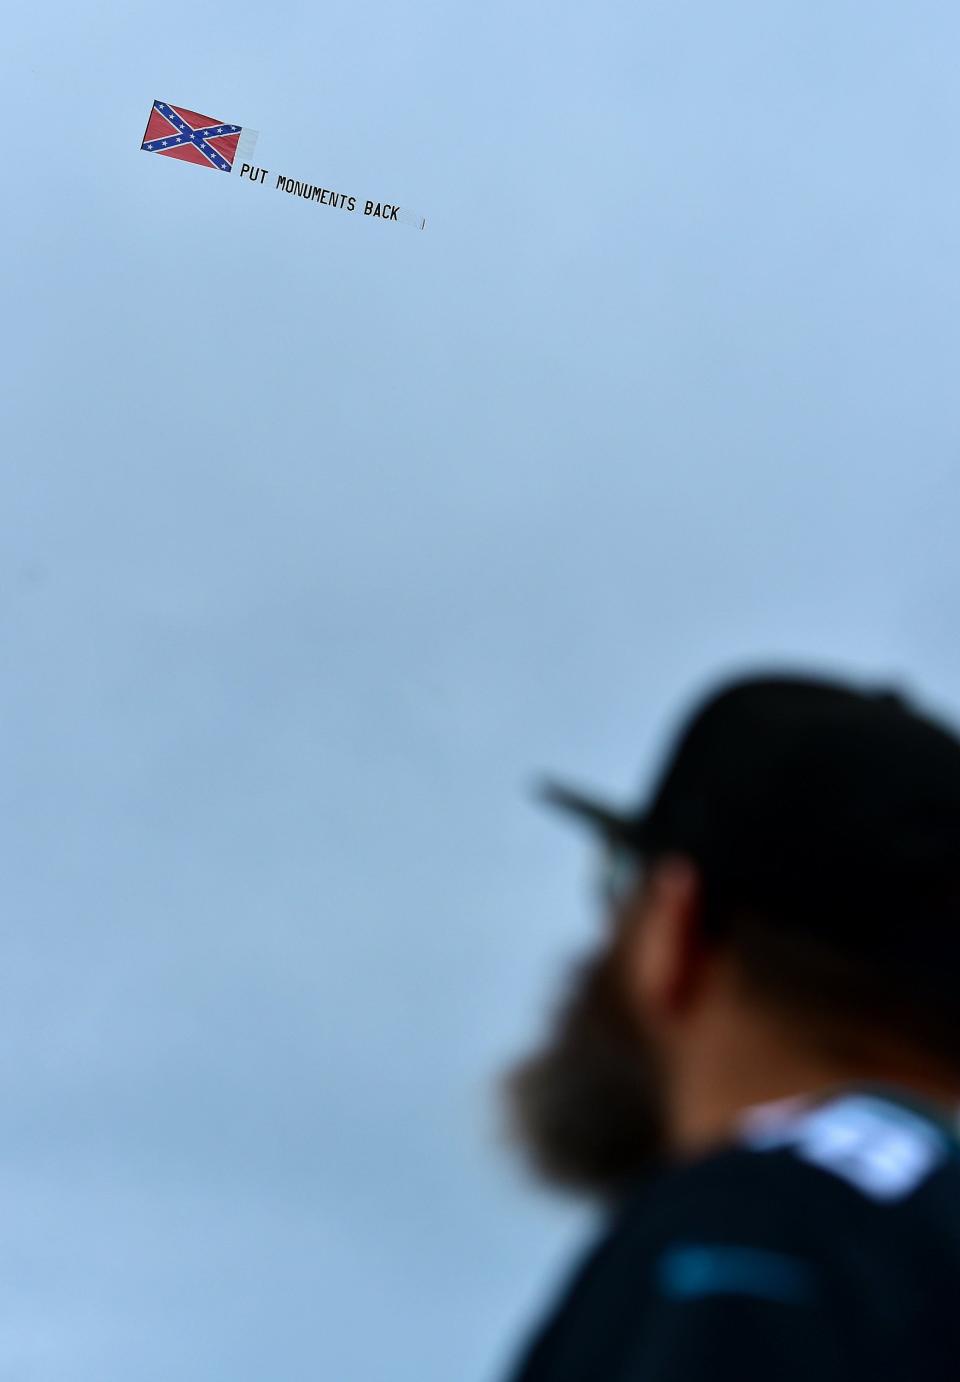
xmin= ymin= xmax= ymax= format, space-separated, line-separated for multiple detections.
xmin=624 ymin=855 xmax=705 ymax=1021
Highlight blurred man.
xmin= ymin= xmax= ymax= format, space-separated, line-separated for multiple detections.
xmin=498 ymin=672 xmax=960 ymax=1381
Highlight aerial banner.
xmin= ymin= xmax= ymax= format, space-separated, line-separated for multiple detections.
xmin=140 ymin=99 xmax=426 ymax=231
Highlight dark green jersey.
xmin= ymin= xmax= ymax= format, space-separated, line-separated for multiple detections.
xmin=504 ymin=1086 xmax=960 ymax=1382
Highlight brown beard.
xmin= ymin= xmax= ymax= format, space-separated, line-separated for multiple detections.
xmin=496 ymin=932 xmax=668 ymax=1207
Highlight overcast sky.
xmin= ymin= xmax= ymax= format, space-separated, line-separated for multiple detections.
xmin=4 ymin=1 xmax=960 ymax=1378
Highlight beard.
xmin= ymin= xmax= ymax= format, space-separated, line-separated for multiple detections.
xmin=496 ymin=932 xmax=667 ymax=1208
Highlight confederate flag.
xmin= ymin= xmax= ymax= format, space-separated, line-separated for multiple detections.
xmin=140 ymin=100 xmax=243 ymax=173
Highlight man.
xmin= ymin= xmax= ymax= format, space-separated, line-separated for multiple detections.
xmin=497 ymin=672 xmax=960 ymax=1381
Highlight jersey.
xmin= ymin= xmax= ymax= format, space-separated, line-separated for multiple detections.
xmin=502 ymin=1084 xmax=960 ymax=1381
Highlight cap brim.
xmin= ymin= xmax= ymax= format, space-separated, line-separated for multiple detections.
xmin=534 ymin=777 xmax=647 ymax=846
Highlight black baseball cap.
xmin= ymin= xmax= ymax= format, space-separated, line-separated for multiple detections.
xmin=537 ymin=672 xmax=960 ymax=969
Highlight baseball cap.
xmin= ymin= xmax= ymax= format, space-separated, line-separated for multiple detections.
xmin=537 ymin=672 xmax=960 ymax=968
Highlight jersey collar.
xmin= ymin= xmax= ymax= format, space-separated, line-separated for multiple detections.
xmin=737 ymin=1081 xmax=960 ymax=1151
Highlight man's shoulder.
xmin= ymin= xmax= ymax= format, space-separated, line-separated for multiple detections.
xmin=618 ymin=1088 xmax=960 ymax=1262
xmin=504 ymin=1093 xmax=960 ymax=1381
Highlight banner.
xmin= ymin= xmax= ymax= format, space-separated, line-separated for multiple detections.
xmin=140 ymin=100 xmax=426 ymax=231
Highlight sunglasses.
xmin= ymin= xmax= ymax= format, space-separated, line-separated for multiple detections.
xmin=595 ymin=839 xmax=647 ymax=917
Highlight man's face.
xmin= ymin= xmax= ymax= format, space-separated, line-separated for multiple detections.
xmin=497 ymin=886 xmax=668 ymax=1207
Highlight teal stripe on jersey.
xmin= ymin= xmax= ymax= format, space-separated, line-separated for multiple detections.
xmin=656 ymin=1243 xmax=817 ymax=1304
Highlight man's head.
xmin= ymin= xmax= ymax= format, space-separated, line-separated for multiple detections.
xmin=498 ymin=671 xmax=960 ymax=1206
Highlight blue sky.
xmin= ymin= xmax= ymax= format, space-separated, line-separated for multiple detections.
xmin=4 ymin=1 xmax=960 ymax=1378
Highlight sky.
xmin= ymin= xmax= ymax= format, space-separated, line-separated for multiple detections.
xmin=4 ymin=1 xmax=960 ymax=1378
